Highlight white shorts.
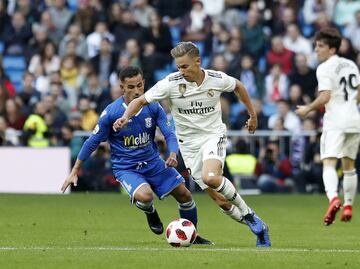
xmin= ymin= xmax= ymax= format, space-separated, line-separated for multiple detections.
xmin=320 ymin=130 xmax=360 ymax=160
xmin=179 ymin=134 xmax=227 ymax=190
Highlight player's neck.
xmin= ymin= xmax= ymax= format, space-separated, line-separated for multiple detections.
xmin=194 ymin=69 xmax=205 ymax=86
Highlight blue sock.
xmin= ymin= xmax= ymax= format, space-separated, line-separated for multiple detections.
xmin=178 ymin=200 xmax=198 ymax=228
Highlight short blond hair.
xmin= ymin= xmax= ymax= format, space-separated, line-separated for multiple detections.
xmin=170 ymin=42 xmax=200 ymax=58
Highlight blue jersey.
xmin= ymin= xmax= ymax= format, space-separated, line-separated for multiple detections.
xmin=78 ymin=97 xmax=179 ymax=170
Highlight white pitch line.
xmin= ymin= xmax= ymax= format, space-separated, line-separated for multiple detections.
xmin=0 ymin=247 xmax=360 ymax=254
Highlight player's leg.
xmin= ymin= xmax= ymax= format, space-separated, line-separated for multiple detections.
xmin=341 ymin=157 xmax=357 ymax=221
xmin=170 ymin=183 xmax=213 ymax=245
xmin=321 ymin=130 xmax=344 ymax=225
xmin=133 ymin=184 xmax=164 ymax=235
xmin=170 ymin=183 xmax=198 ymax=227
xmin=339 ymin=133 xmax=360 ymax=222
xmin=114 ymin=170 xmax=163 ymax=235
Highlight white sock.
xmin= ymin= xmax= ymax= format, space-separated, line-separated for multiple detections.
xmin=215 ymin=177 xmax=250 ymax=215
xmin=221 ymin=205 xmax=246 ymax=224
xmin=323 ymin=166 xmax=339 ymax=201
xmin=343 ymin=169 xmax=358 ymax=206
xmin=135 ymin=201 xmax=155 ymax=213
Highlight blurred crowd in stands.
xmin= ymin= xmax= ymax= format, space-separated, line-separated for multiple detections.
xmin=1 ymin=0 xmax=360 ymax=193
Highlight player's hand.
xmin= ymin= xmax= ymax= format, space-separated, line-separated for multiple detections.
xmin=295 ymin=105 xmax=310 ymax=119
xmin=245 ymin=116 xmax=257 ymax=134
xmin=113 ymin=117 xmax=129 ymax=132
xmin=61 ymin=173 xmax=78 ymax=193
xmin=165 ymin=153 xmax=178 ymax=167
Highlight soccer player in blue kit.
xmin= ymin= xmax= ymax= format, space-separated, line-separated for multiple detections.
xmin=61 ymin=66 xmax=211 ymax=244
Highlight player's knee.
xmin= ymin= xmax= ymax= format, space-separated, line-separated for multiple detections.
xmin=173 ymin=186 xmax=192 ymax=203
xmin=134 ymin=190 xmax=154 ymax=203
xmin=202 ymin=174 xmax=221 ymax=188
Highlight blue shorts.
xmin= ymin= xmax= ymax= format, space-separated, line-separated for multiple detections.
xmin=113 ymin=157 xmax=184 ymax=203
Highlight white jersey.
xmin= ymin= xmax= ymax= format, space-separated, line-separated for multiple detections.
xmin=317 ymin=55 xmax=360 ymax=132
xmin=144 ymin=69 xmax=236 ymax=139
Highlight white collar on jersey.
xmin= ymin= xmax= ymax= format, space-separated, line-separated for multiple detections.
xmin=122 ymin=102 xmax=143 ymax=116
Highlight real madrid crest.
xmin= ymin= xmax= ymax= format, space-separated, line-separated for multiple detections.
xmin=207 ymin=89 xmax=215 ymax=97
xmin=178 ymin=83 xmax=186 ymax=98
xmin=145 ymin=117 xmax=152 ymax=128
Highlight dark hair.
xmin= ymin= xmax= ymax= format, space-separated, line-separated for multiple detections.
xmin=315 ymin=27 xmax=342 ymax=52
xmin=118 ymin=66 xmax=143 ymax=81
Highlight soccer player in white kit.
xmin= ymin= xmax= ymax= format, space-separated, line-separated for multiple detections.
xmin=296 ymin=28 xmax=360 ymax=225
xmin=113 ymin=42 xmax=271 ymax=247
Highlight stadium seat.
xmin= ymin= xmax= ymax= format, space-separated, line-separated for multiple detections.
xmin=2 ymin=56 xmax=26 ymax=70
xmin=0 ymin=41 xmax=4 ymax=54
xmin=2 ymin=55 xmax=26 ymax=92
xmin=262 ymin=103 xmax=277 ymax=117
xmin=154 ymin=64 xmax=173 ymax=81
xmin=170 ymin=26 xmax=181 ymax=46
xmin=230 ymin=103 xmax=245 ymax=125
xmin=67 ymin=0 xmax=78 ymax=11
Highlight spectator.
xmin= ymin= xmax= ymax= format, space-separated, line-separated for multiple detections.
xmin=226 ymin=138 xmax=257 ymax=176
xmin=90 ymin=37 xmax=118 ymax=89
xmin=233 ymin=99 xmax=269 ymax=130
xmin=69 ymin=0 xmax=99 ymax=36
xmin=131 ymin=0 xmax=156 ymax=28
xmin=333 ymin=0 xmax=360 ymax=27
xmin=42 ymin=94 xmax=67 ymax=134
xmin=344 ymin=10 xmax=360 ymax=52
xmin=303 ymin=0 xmax=335 ymax=26
xmin=338 ymin=37 xmax=357 ymax=61
xmin=289 ymin=52 xmax=317 ymax=100
xmin=0 ymin=115 xmax=14 ymax=146
xmin=240 ymin=8 xmax=266 ymax=62
xmin=256 ymin=141 xmax=294 ymax=193
xmin=2 ymin=11 xmax=32 ymax=55
xmin=0 ymin=0 xmax=10 ymax=38
xmin=0 ymin=82 xmax=9 ymax=115
xmin=4 ymin=98 xmax=26 ymax=130
xmin=15 ymin=0 xmax=40 ymax=24
xmin=0 ymin=67 xmax=16 ymax=98
xmin=204 ymin=21 xmax=229 ymax=56
xmin=26 ymin=24 xmax=51 ymax=62
xmin=113 ymin=9 xmax=145 ymax=50
xmin=47 ymin=0 xmax=72 ymax=41
xmin=283 ymin=24 xmax=313 ymax=60
xmin=59 ymin=24 xmax=88 ymax=60
xmin=28 ymin=40 xmax=61 ymax=76
xmin=266 ymin=36 xmax=294 ymax=75
xmin=232 ymin=54 xmax=264 ymax=99
xmin=38 ymin=10 xmax=59 ymax=44
xmin=268 ymin=99 xmax=301 ymax=134
xmin=107 ymin=2 xmax=123 ymax=32
xmin=86 ymin=21 xmax=114 ymax=58
xmin=264 ymin=64 xmax=289 ymax=104
xmin=78 ymin=96 xmax=98 ymax=131
xmin=271 ymin=3 xmax=298 ymax=35
xmin=180 ymin=0 xmax=212 ymax=42
xmin=153 ymin=0 xmax=192 ymax=26
xmin=288 ymin=84 xmax=306 ymax=111
xmin=22 ymin=100 xmax=49 ymax=147
xmin=17 ymin=72 xmax=41 ymax=116
xmin=294 ymin=118 xmax=323 ymax=193
xmin=58 ymin=123 xmax=84 ymax=165
xmin=143 ymin=11 xmax=173 ymax=69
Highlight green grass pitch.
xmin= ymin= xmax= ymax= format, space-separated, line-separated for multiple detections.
xmin=1 ymin=193 xmax=360 ymax=269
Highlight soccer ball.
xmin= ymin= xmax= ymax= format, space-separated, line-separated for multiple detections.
xmin=165 ymin=218 xmax=197 ymax=247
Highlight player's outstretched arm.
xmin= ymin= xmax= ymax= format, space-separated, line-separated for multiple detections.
xmin=233 ymin=79 xmax=257 ymax=134
xmin=61 ymin=159 xmax=83 ymax=193
xmin=113 ymin=95 xmax=149 ymax=131
xmin=295 ymin=90 xmax=330 ymax=118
